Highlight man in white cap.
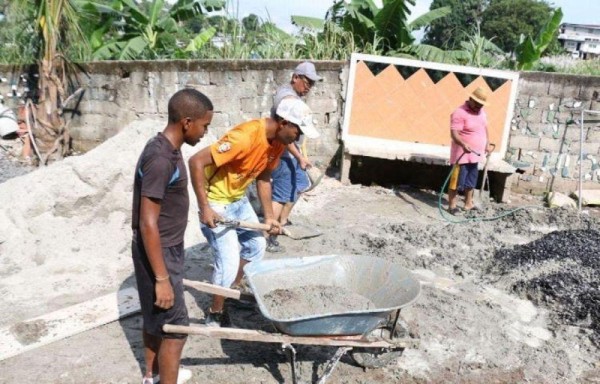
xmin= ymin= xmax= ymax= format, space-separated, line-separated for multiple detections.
xmin=266 ymin=62 xmax=322 ymax=252
xmin=189 ymin=97 xmax=318 ymax=327
xmin=447 ymin=87 xmax=492 ymax=215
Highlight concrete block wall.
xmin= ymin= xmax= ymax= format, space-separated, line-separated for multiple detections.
xmin=508 ymin=72 xmax=600 ymax=195
xmin=0 ymin=60 xmax=345 ymax=164
xmin=3 ymin=61 xmax=600 ymax=197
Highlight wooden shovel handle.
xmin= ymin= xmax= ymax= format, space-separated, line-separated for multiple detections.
xmin=231 ymin=220 xmax=271 ymax=231
xmin=219 ymin=219 xmax=288 ymax=235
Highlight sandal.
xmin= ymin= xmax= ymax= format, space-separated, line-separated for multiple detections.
xmin=447 ymin=207 xmax=461 ymax=216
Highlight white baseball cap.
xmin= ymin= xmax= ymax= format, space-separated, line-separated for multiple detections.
xmin=275 ymin=98 xmax=320 ymax=139
xmin=293 ymin=62 xmax=322 ymax=82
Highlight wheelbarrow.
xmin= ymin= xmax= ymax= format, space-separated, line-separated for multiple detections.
xmin=165 ymin=254 xmax=421 ymax=384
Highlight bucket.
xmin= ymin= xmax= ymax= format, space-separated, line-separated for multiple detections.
xmin=0 ymin=106 xmax=18 ymax=139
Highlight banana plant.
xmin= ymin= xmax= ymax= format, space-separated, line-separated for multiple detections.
xmin=292 ymin=0 xmax=451 ymax=60
xmin=515 ymin=7 xmax=563 ymax=71
xmin=12 ymin=0 xmax=88 ymax=162
xmin=83 ymin=0 xmax=223 ymax=60
xmin=457 ymin=22 xmax=505 ymax=68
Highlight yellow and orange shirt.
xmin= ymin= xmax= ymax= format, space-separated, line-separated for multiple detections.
xmin=205 ymin=118 xmax=285 ymax=203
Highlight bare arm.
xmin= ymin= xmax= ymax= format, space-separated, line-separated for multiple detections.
xmin=189 ymin=147 xmax=220 ymax=228
xmin=287 ymin=143 xmax=311 ymax=170
xmin=139 ymin=196 xmax=174 ymax=310
xmin=256 ymin=169 xmax=281 ymax=235
xmin=451 ymin=130 xmax=472 ymax=153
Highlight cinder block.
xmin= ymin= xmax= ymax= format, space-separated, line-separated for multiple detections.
xmin=517 ymin=107 xmax=536 ymax=121
xmin=548 ymin=82 xmax=580 ymax=98
xmin=509 ymin=135 xmax=540 ymax=150
xmin=535 ymin=96 xmax=560 ymax=111
xmin=539 ymin=137 xmax=567 ymax=153
xmin=589 ymin=99 xmax=600 ymax=111
xmin=578 ymin=86 xmax=600 ymax=100
xmin=516 ymin=80 xmax=549 ymax=97
xmin=156 ymin=84 xmax=180 ymax=114
xmin=516 ymin=95 xmax=530 ymax=109
xmin=555 ymin=109 xmax=575 ymax=124
xmin=209 ymin=97 xmax=241 ymax=114
xmin=180 ymin=71 xmax=210 ymax=86
xmin=209 ymin=112 xmax=230 ymax=129
xmin=209 ymin=71 xmax=242 ymax=86
xmin=305 ymin=98 xmax=338 ymax=114
xmin=550 ymin=178 xmax=583 ymax=194
xmin=157 ymin=71 xmax=178 ymax=86
xmin=241 ymin=70 xmax=274 ymax=86
xmin=78 ymin=100 xmax=119 ymax=116
xmin=586 ymin=128 xmax=600 ymax=142
xmin=525 ymin=107 xmax=544 ymax=123
xmin=564 ymin=125 xmax=587 ymax=142
xmin=526 ymin=122 xmax=546 ymax=136
xmin=567 ymin=142 xmax=600 ymax=156
xmin=511 ymin=176 xmax=548 ymax=195
xmin=240 ymin=96 xmax=272 ymax=114
xmin=311 ymin=83 xmax=343 ymax=98
xmin=542 ymin=108 xmax=562 ymax=123
xmin=129 ymin=84 xmax=158 ymax=114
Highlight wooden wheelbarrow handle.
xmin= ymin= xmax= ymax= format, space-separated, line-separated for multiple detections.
xmin=183 ymin=279 xmax=255 ymax=302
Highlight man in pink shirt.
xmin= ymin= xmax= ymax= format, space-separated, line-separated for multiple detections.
xmin=448 ymin=87 xmax=492 ymax=215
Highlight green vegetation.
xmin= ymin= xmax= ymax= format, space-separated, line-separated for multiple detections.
xmin=423 ymin=0 xmax=486 ymax=50
xmin=0 ymin=0 xmax=596 ymax=73
xmin=514 ymin=7 xmax=563 ymax=70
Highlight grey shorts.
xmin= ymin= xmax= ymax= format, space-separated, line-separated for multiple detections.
xmin=132 ymin=237 xmax=189 ymax=339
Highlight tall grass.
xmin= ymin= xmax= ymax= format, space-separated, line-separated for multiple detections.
xmin=538 ymin=55 xmax=600 ymax=76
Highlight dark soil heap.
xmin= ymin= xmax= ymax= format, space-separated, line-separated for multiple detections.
xmin=492 ymin=229 xmax=600 ymax=346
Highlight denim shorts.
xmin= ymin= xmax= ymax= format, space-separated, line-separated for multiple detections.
xmin=201 ymin=196 xmax=266 ymax=288
xmin=271 ymin=156 xmax=310 ymax=203
xmin=458 ymin=163 xmax=479 ymax=190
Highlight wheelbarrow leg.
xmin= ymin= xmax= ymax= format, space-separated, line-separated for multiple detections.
xmin=282 ymin=343 xmax=299 ymax=384
xmin=317 ymin=347 xmax=352 ymax=384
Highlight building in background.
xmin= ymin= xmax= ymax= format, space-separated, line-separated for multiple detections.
xmin=558 ymin=23 xmax=600 ymax=59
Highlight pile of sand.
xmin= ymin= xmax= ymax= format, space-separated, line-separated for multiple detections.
xmin=0 ymin=119 xmax=215 ymax=327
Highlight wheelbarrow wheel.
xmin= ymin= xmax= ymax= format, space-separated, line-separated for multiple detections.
xmin=350 ymin=326 xmax=404 ymax=369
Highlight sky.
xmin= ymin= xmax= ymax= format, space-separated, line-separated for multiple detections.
xmin=231 ymin=0 xmax=600 ymax=34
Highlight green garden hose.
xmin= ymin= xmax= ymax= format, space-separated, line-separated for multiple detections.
xmin=437 ymin=160 xmax=538 ymax=223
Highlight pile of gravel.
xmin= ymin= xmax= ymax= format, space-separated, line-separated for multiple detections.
xmin=491 ymin=229 xmax=600 ymax=346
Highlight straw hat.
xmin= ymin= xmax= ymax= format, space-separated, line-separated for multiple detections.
xmin=470 ymin=87 xmax=490 ymax=106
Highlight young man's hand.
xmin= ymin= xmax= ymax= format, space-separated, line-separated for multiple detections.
xmin=299 ymin=157 xmax=312 ymax=171
xmin=199 ymin=205 xmax=222 ymax=228
xmin=154 ymin=280 xmax=175 ymax=309
xmin=264 ymin=217 xmax=282 ymax=235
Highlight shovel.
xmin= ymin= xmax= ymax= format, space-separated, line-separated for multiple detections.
xmin=302 ymin=166 xmax=324 ymax=193
xmin=477 ymin=143 xmax=495 ymax=207
xmin=217 ymin=219 xmax=322 ymax=240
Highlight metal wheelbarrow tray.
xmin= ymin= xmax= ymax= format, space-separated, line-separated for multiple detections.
xmin=168 ymin=255 xmax=421 ymax=383
xmin=244 ymin=254 xmax=421 ymax=336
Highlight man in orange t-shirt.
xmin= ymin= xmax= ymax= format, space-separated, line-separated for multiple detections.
xmin=189 ymin=98 xmax=318 ymax=327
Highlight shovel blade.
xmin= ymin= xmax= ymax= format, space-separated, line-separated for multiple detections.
xmin=282 ymin=223 xmax=322 ymax=240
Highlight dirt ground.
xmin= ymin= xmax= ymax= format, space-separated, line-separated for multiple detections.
xmin=2 ymin=170 xmax=600 ymax=383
